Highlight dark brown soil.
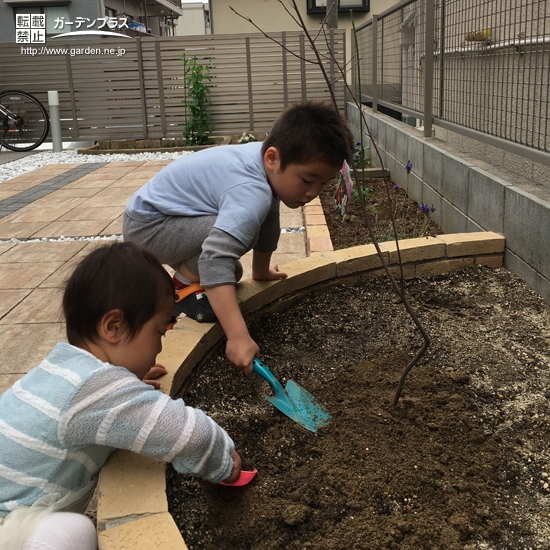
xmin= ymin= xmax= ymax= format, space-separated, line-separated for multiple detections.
xmin=319 ymin=176 xmax=443 ymax=250
xmin=166 ymin=179 xmax=550 ymax=549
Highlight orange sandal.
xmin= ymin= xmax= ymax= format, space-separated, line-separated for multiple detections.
xmin=172 ymin=283 xmax=217 ymax=323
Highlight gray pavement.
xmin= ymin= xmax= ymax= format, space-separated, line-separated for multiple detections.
xmin=0 ymin=149 xmax=41 ymax=165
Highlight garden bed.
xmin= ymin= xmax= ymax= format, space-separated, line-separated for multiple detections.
xmin=319 ymin=174 xmax=443 ymax=249
xmin=167 ymin=263 xmax=550 ymax=550
xmin=77 ymin=136 xmax=231 ymax=155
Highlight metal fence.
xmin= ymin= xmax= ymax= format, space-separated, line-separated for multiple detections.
xmin=353 ymin=0 xmax=550 ymax=164
xmin=0 ymin=30 xmax=345 ymax=141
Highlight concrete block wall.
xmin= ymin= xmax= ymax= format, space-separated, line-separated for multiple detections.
xmin=96 ymin=231 xmax=504 ymax=550
xmin=347 ymin=103 xmax=550 ymax=304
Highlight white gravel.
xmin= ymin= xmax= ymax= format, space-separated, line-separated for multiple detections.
xmin=0 ymin=149 xmax=193 ymax=184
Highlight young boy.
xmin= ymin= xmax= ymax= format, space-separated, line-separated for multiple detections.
xmin=123 ymin=101 xmax=353 ymax=376
xmin=0 ymin=242 xmax=241 ymax=550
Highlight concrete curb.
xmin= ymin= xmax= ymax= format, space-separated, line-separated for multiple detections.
xmin=96 ymin=230 xmax=505 ymax=550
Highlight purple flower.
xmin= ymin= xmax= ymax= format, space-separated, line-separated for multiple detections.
xmin=405 ymin=160 xmax=413 ymax=173
xmin=393 ymin=184 xmax=400 ymax=192
xmin=429 ymin=205 xmax=436 ymax=213
xmin=419 ymin=203 xmax=430 ymax=214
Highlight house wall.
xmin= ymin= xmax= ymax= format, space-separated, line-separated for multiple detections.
xmin=347 ymin=102 xmax=550 ymax=304
xmin=209 ymin=0 xmax=396 ymax=65
xmin=175 ymin=3 xmax=209 ymax=36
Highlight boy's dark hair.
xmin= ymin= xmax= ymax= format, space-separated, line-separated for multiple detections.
xmin=261 ymin=101 xmax=353 ymax=170
xmin=63 ymin=241 xmax=174 ymax=346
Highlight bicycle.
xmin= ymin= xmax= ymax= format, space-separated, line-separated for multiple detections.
xmin=0 ymin=90 xmax=50 ymax=152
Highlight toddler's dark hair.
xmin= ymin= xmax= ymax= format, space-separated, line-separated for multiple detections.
xmin=63 ymin=241 xmax=174 ymax=346
xmin=261 ymin=101 xmax=353 ymax=170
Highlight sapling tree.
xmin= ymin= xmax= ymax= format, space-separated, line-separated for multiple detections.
xmin=231 ymin=0 xmax=430 ymax=407
xmin=182 ymin=53 xmax=213 ymax=146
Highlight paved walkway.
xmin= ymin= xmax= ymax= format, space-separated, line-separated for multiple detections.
xmin=0 ymin=160 xmax=308 ymax=395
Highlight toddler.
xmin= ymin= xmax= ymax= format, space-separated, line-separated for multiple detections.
xmin=0 ymin=242 xmax=241 ymax=550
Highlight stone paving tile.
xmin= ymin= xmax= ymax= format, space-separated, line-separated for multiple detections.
xmin=58 ymin=205 xmax=125 ymax=221
xmin=126 ymin=167 xmax=170 ymax=179
xmin=0 ymin=221 xmax=50 ymax=239
xmin=277 ymin=232 xmax=307 ymax=254
xmin=0 ymin=243 xmax=17 ymax=255
xmin=32 ymin=164 xmax=81 ymax=173
xmin=43 ymin=188 xmax=100 ymax=199
xmin=100 ymin=217 xmax=123 ymax=235
xmin=31 ymin=220 xmax=115 ymax=239
xmin=109 ymin=177 xmax=150 ymax=189
xmin=0 ymin=323 xmax=65 ymax=376
xmin=63 ymin=178 xmax=118 ymax=189
xmin=0 ymin=241 xmax=87 ymax=263
xmin=38 ymin=256 xmax=83 ymax=288
xmin=3 ymin=200 xmax=88 ymax=223
xmin=0 ymin=287 xmax=64 ymax=324
xmin=83 ymin=186 xmax=140 ymax=207
xmin=0 ymin=262 xmax=65 ymax=289
xmin=1 ymin=180 xmax=51 ymax=193
xmin=141 ymin=160 xmax=173 ymax=166
xmin=280 ymin=206 xmax=305 ymax=228
xmin=89 ymin=165 xmax=144 ymax=178
xmin=96 ymin=161 xmax=144 ymax=167
xmin=0 ymin=289 xmax=31 ymax=319
xmin=38 ymin=242 xmax=110 ymax=288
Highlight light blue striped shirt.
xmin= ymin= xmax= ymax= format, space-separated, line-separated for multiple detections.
xmin=0 ymin=342 xmax=234 ymax=516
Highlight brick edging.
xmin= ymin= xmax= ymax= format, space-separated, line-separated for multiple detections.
xmin=96 ymin=231 xmax=505 ymax=550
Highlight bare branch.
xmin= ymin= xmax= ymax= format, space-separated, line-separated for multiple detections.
xmin=234 ymin=0 xmax=430 ymax=408
xmin=275 ymin=0 xmax=302 ymax=28
xmin=229 ymin=6 xmax=316 ymax=65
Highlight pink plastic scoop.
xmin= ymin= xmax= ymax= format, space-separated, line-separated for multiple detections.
xmin=219 ymin=469 xmax=257 ymax=487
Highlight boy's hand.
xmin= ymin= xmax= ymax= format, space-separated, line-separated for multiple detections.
xmin=226 ymin=335 xmax=259 ymax=376
xmin=252 ymin=263 xmax=288 ymax=282
xmin=221 ymin=450 xmax=243 ymax=484
xmin=205 ymin=284 xmax=259 ymax=375
xmin=143 ymin=364 xmax=168 ymax=389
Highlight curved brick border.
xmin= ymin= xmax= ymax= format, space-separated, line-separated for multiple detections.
xmin=96 ymin=229 xmax=504 ymax=550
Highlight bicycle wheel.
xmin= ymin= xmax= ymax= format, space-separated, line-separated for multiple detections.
xmin=0 ymin=91 xmax=50 ymax=152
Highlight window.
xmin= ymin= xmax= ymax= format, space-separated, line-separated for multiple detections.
xmin=307 ymin=0 xmax=369 ymax=15
xmin=14 ymin=6 xmax=71 ymax=35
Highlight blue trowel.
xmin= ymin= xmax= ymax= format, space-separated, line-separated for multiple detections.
xmin=253 ymin=358 xmax=331 ymax=433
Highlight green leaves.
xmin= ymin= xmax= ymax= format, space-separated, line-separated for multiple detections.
xmin=182 ymin=54 xmax=213 ymax=146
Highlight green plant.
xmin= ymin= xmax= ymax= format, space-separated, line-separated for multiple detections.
xmin=182 ymin=54 xmax=213 ymax=146
xmin=352 ymin=184 xmax=373 ymax=206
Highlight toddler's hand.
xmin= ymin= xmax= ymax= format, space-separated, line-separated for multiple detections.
xmin=143 ymin=364 xmax=167 ymax=389
xmin=225 ymin=335 xmax=259 ymax=376
xmin=221 ymin=450 xmax=242 ymax=484
xmin=252 ymin=263 xmax=288 ymax=282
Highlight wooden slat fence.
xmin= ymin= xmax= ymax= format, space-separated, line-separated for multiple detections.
xmin=0 ymin=31 xmax=345 ymax=141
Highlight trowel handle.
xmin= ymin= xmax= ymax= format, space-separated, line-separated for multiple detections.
xmin=252 ymin=358 xmax=286 ymax=399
